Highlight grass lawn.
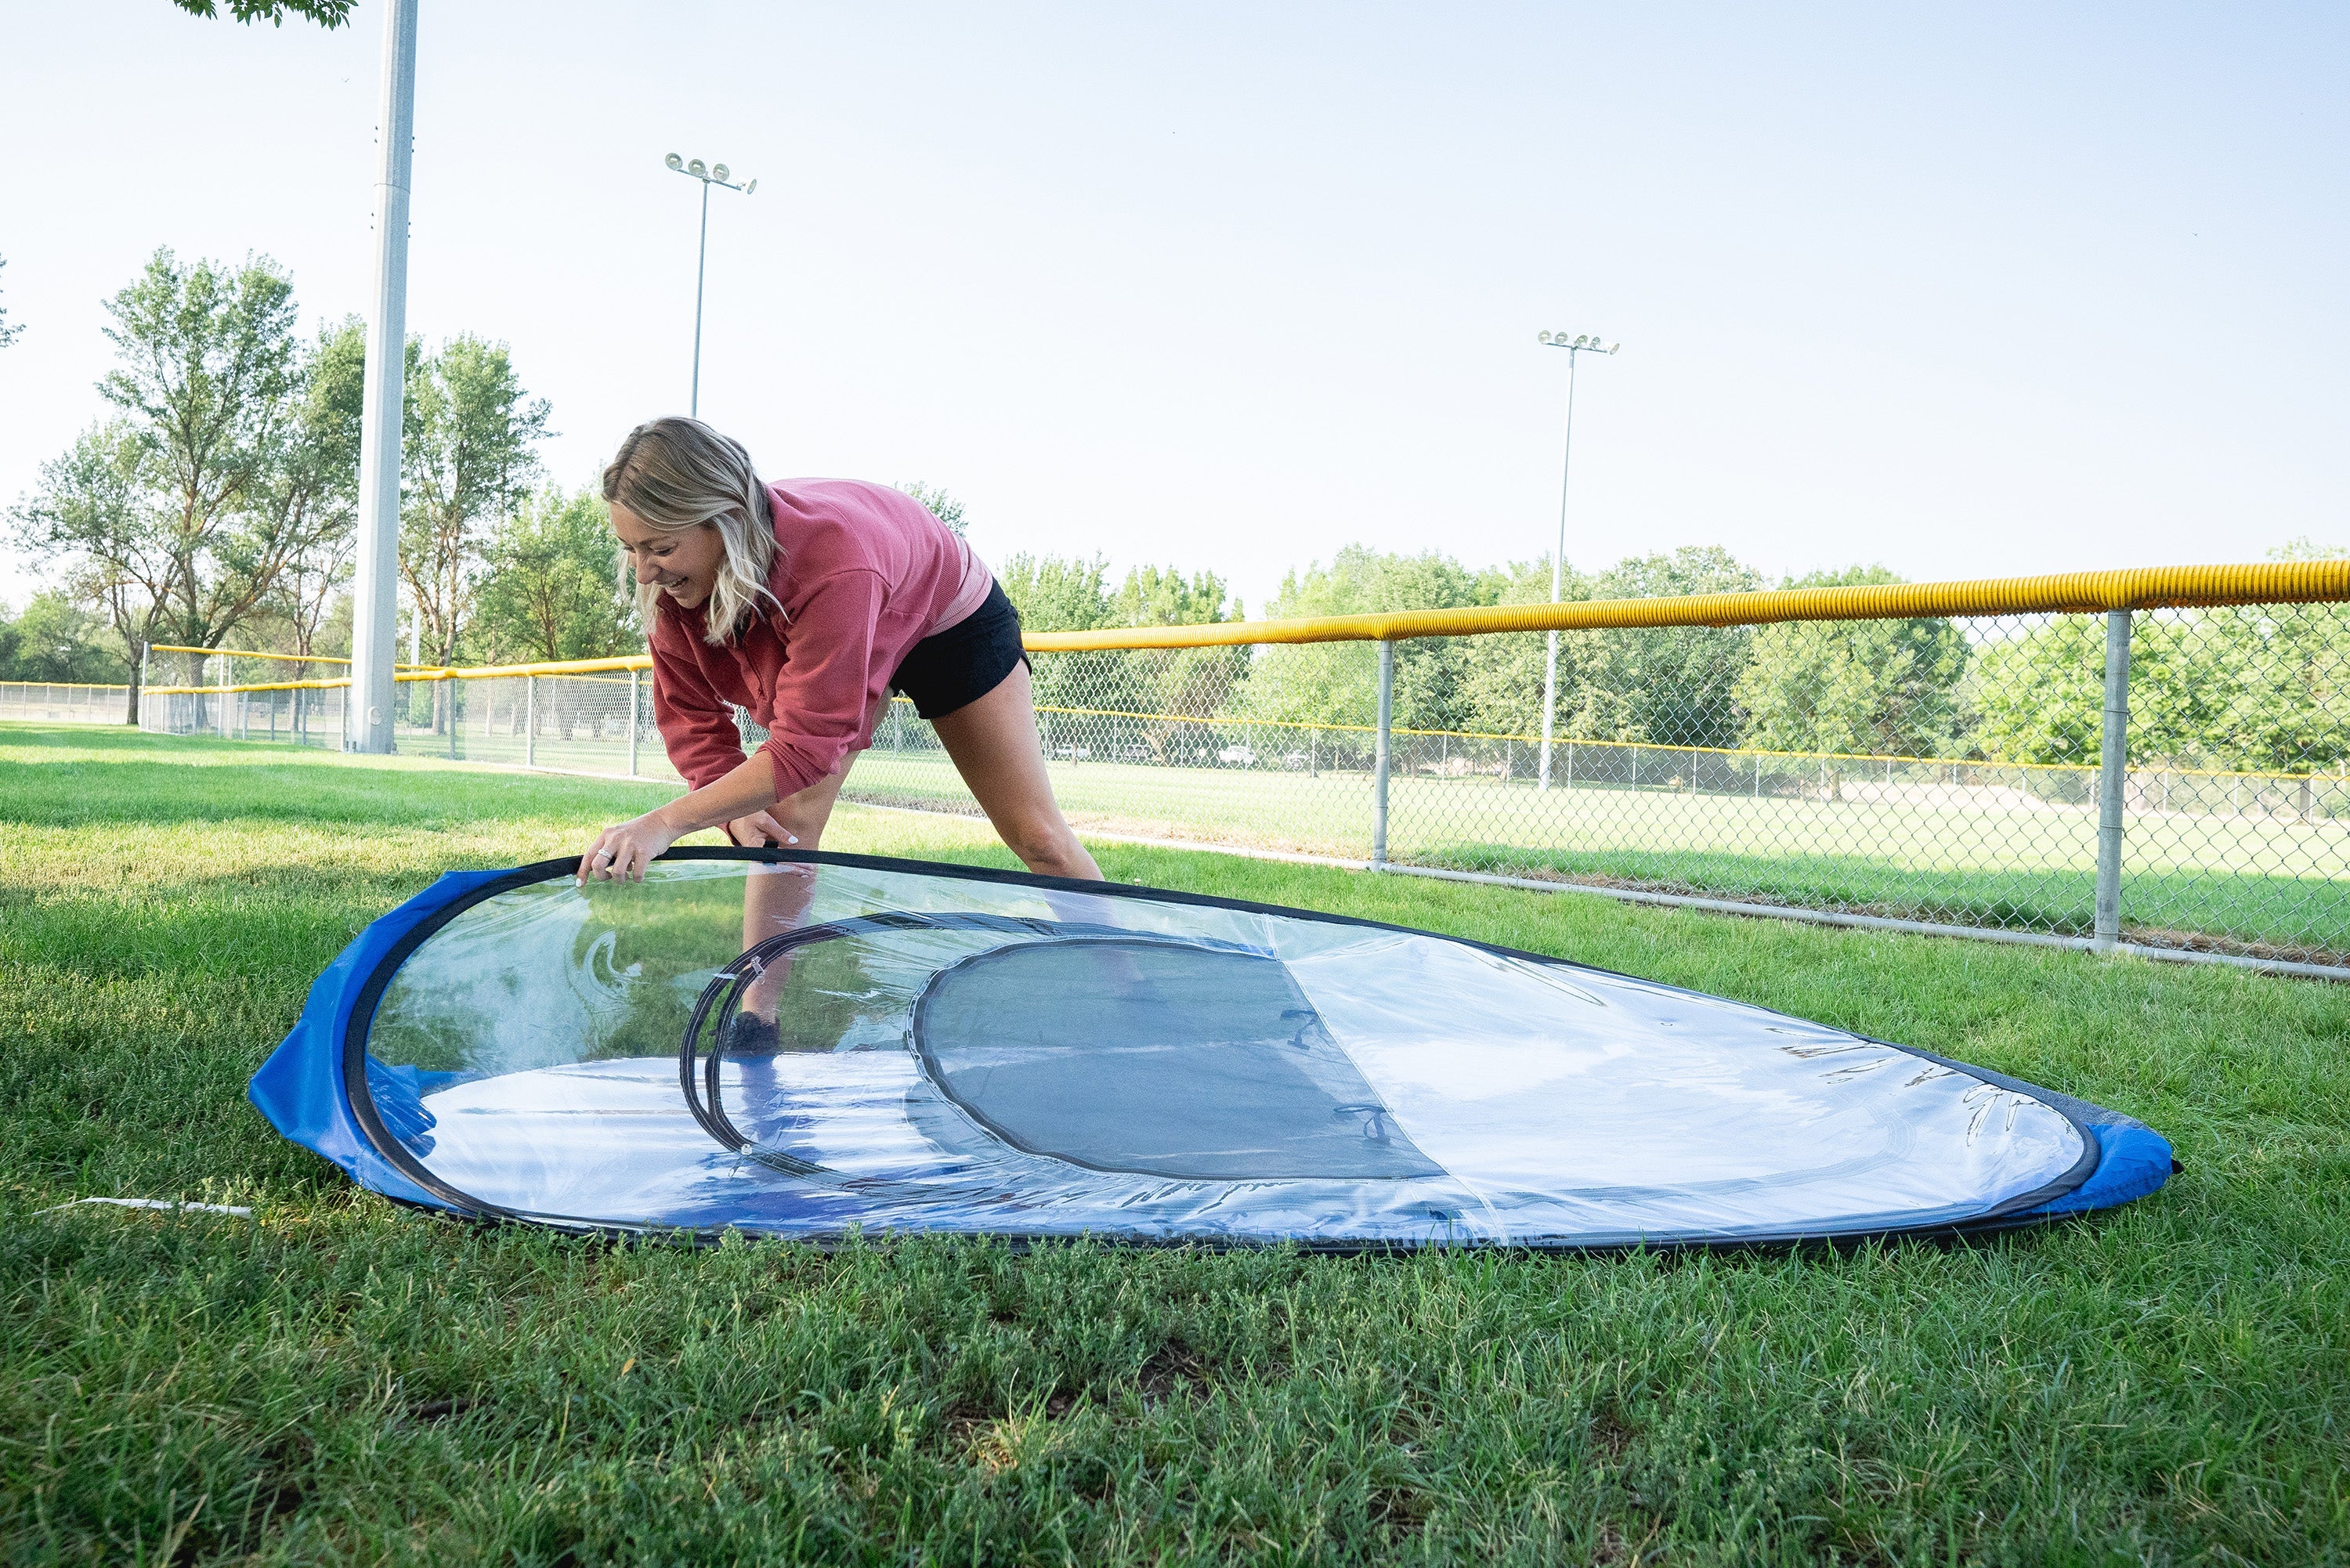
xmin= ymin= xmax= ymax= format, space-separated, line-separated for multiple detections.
xmin=4 ymin=721 xmax=2346 ymax=1566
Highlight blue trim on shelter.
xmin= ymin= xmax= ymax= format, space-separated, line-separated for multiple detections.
xmin=248 ymin=869 xmax=514 ymax=1214
xmin=2017 ymin=1116 xmax=2175 ymax=1217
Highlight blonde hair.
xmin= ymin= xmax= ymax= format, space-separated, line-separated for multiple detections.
xmin=603 ymin=417 xmax=780 ymax=645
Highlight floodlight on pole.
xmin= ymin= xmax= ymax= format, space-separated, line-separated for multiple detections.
xmin=1533 ymin=330 xmax=1619 ymax=791
xmin=665 ymin=152 xmax=756 ymax=418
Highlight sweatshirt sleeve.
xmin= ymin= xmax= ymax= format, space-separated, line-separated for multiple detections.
xmin=649 ymin=625 xmax=750 ymax=791
xmin=758 ymin=568 xmax=894 ymax=799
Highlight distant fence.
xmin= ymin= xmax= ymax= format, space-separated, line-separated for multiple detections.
xmin=136 ymin=559 xmax=2350 ymax=979
xmin=0 ymin=681 xmax=130 ymax=724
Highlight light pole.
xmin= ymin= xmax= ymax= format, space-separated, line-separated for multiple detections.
xmin=665 ymin=154 xmax=757 ymax=418
xmin=349 ymin=0 xmax=419 ymax=754
xmin=1535 ymin=330 xmax=1618 ymax=790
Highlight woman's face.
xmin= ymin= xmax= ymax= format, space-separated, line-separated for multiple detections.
xmin=611 ymin=503 xmax=725 ymax=609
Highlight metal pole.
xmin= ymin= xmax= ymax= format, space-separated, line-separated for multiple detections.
xmin=2095 ymin=609 xmax=2131 ymax=952
xmin=690 ymin=179 xmax=710 ymax=417
xmin=1372 ymin=640 xmax=1394 ymax=869
xmin=627 ymin=668 xmax=641 ymax=777
xmin=349 ymin=0 xmax=418 ymax=755
xmin=216 ymin=649 xmax=230 ymax=738
xmin=525 ymin=675 xmax=536 ymax=769
xmin=1538 ymin=351 xmax=1579 ymax=791
xmin=135 ymin=641 xmax=149 ymax=728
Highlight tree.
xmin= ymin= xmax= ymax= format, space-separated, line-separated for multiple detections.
xmin=896 ymin=482 xmax=966 ymax=536
xmin=1734 ymin=565 xmax=1969 ymax=759
xmin=0 ymin=591 xmax=132 ymax=684
xmin=399 ymin=335 xmax=551 ymax=665
xmin=168 ymin=0 xmax=354 ymax=26
xmin=1971 ymin=540 xmax=2350 ymax=778
xmin=255 ymin=316 xmax=367 ymax=667
xmin=1553 ymin=547 xmax=1762 ymax=749
xmin=474 ymin=488 xmax=638 ymax=663
xmin=13 ymin=421 xmax=172 ymax=721
xmin=997 ymin=552 xmax=1112 ymax=632
xmin=0 ymin=255 xmax=23 ymax=349
xmin=2196 ymin=540 xmax=2350 ymax=773
xmin=92 ymin=248 xmax=323 ymax=676
xmin=11 ymin=251 xmax=365 ymax=717
xmin=1456 ymin=555 xmax=1585 ymax=739
xmin=1236 ymin=547 xmax=1496 ymax=733
xmin=997 ymin=555 xmax=1245 ymax=757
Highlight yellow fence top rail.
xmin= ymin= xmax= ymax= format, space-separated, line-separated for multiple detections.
xmin=1021 ymin=560 xmax=2350 ymax=652
xmin=164 ymin=559 xmax=2350 ymax=670
xmin=146 ymin=645 xmax=439 ymax=670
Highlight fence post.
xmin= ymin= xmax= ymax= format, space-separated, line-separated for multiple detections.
xmin=1372 ymin=639 xmax=1394 ymax=869
xmin=627 ymin=668 xmax=641 ymax=776
xmin=2095 ymin=609 xmax=2131 ymax=952
xmin=525 ymin=675 xmax=537 ymax=769
xmin=216 ymin=650 xmax=231 ymax=739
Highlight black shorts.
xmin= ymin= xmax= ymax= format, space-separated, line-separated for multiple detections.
xmin=888 ymin=581 xmax=1029 ymax=721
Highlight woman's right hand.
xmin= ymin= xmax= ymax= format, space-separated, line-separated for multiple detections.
xmin=728 ymin=811 xmax=798 ymax=849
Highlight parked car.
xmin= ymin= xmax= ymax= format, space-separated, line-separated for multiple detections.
xmin=1217 ymin=744 xmax=1257 ymax=767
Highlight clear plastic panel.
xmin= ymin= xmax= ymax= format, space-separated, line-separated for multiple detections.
xmin=360 ymin=858 xmax=2086 ymax=1245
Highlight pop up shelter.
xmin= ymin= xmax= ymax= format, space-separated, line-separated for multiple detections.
xmin=250 ymin=851 xmax=2173 ymax=1248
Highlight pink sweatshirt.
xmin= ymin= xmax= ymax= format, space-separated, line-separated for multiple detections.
xmin=650 ymin=479 xmax=993 ymax=795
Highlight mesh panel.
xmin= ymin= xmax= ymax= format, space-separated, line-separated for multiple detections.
xmin=913 ymin=938 xmax=1442 ymax=1180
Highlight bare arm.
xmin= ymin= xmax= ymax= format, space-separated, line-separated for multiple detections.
xmin=575 ymin=750 xmax=797 ymax=885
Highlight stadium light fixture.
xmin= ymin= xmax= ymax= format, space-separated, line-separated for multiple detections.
xmin=664 ymin=153 xmax=759 ymax=418
xmin=1532 ymin=328 xmax=1622 ymax=791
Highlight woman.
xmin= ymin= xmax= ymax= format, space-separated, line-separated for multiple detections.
xmin=576 ymin=417 xmax=1101 ymax=886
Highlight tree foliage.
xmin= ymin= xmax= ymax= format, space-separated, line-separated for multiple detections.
xmin=997 ymin=552 xmax=1246 ymax=756
xmin=168 ymin=0 xmax=354 ymax=27
xmin=895 ymin=482 xmax=966 ymax=537
xmin=0 ymin=256 xmax=23 ymax=349
xmin=1973 ymin=551 xmax=2350 ymax=775
xmin=10 ymin=249 xmax=357 ymax=713
xmin=1238 ymin=547 xmax=1499 ymax=734
xmin=0 ymin=592 xmax=132 ymax=683
xmin=399 ymin=335 xmax=551 ymax=665
xmin=1735 ymin=565 xmax=1969 ymax=757
xmin=1549 ymin=547 xmax=1762 ymax=749
xmin=473 ymin=489 xmax=638 ymax=663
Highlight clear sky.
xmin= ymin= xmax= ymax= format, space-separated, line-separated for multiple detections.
xmin=2 ymin=2 xmax=2343 ymax=616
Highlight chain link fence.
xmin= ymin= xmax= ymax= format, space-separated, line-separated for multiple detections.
xmin=136 ymin=650 xmax=682 ymax=780
xmin=0 ymin=681 xmax=130 ymax=724
xmin=125 ymin=575 xmax=2350 ymax=977
xmin=851 ymin=600 xmax=2350 ymax=975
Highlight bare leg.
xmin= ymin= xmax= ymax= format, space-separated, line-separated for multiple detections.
xmin=737 ymin=762 xmax=855 ymax=1021
xmin=930 ymin=662 xmax=1103 ymax=880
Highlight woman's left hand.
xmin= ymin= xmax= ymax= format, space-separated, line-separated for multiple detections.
xmin=577 ymin=812 xmax=680 ymax=885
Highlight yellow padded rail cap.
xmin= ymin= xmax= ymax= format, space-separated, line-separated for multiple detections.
xmin=1019 ymin=560 xmax=2350 ymax=652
